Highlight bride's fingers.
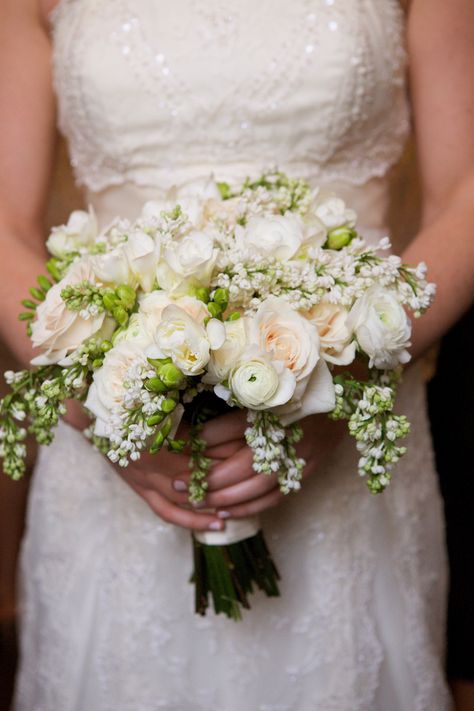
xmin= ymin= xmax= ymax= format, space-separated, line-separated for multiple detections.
xmin=200 ymin=409 xmax=247 ymax=446
xmin=204 ymin=446 xmax=255 ymax=491
xmin=216 ymin=488 xmax=285 ymax=519
xmin=203 ymin=470 xmax=278 ymax=509
xmin=204 ymin=439 xmax=244 ymax=460
xmin=141 ymin=488 xmax=225 ymax=531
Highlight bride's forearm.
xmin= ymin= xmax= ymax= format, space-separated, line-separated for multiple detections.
xmin=0 ymin=219 xmax=48 ymax=367
xmin=402 ymin=171 xmax=474 ymax=360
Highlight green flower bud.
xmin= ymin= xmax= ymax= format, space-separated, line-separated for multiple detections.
xmin=213 ymin=288 xmax=229 ymax=305
xmin=217 ymin=181 xmax=232 ymax=199
xmin=160 ymin=416 xmax=173 ymax=439
xmin=146 ymin=356 xmax=172 ymax=371
xmin=149 ymin=431 xmax=165 ymax=454
xmin=92 ymin=358 xmax=103 ymax=369
xmin=102 ymin=291 xmax=118 ymax=311
xmin=226 ymin=311 xmax=241 ymax=321
xmin=100 ymin=340 xmax=113 ymax=353
xmin=46 ymin=260 xmax=61 ymax=282
xmin=21 ymin=299 xmax=37 ymax=310
xmin=195 ymin=287 xmax=210 ymax=303
xmin=19 ymin=312 xmax=34 ymax=321
xmin=207 ymin=302 xmax=222 ymax=318
xmin=37 ymin=275 xmax=52 ymax=292
xmin=326 ymin=227 xmax=356 ymax=250
xmin=29 ymin=287 xmax=45 ymax=302
xmin=160 ymin=363 xmax=183 ymax=387
xmin=146 ymin=412 xmax=165 ymax=426
xmin=168 ymin=438 xmax=186 ymax=453
xmin=116 ymin=284 xmax=136 ymax=310
xmin=161 ymin=398 xmax=177 ymax=414
xmin=113 ymin=306 xmax=128 ymax=326
xmin=145 ymin=377 xmax=168 ymax=394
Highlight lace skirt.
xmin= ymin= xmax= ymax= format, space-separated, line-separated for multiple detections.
xmin=14 ymin=362 xmax=452 ymax=711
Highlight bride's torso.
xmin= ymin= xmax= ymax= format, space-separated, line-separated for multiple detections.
xmin=50 ymin=0 xmax=410 ymax=235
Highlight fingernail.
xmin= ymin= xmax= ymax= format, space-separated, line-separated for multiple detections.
xmin=173 ymin=480 xmax=187 ymax=492
xmin=192 ymin=500 xmax=207 ymax=509
xmin=217 ymin=511 xmax=231 ymax=519
xmin=208 ymin=521 xmax=223 ymax=531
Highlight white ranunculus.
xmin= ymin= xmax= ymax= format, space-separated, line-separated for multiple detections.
xmin=305 ymin=302 xmax=356 ymax=365
xmin=154 ymin=304 xmax=224 ymax=376
xmin=156 ymin=230 xmax=217 ymax=296
xmin=347 ymin=286 xmax=412 ymax=369
xmin=220 ymin=348 xmax=296 ymax=410
xmin=203 ymin=316 xmax=249 ymax=384
xmin=315 ymin=196 xmax=357 ymax=230
xmin=240 ymin=213 xmax=304 ymax=261
xmin=85 ymin=342 xmax=145 ymax=436
xmin=46 ymin=208 xmax=98 ymax=258
xmin=92 ymin=229 xmax=160 ymax=292
xmin=31 ymin=258 xmax=108 ymax=366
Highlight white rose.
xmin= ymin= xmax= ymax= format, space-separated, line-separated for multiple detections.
xmin=92 ymin=229 xmax=160 ymax=292
xmin=154 ymin=304 xmax=224 ymax=376
xmin=305 ymin=302 xmax=356 ymax=365
xmin=156 ymin=230 xmax=217 ymax=296
xmin=202 ymin=196 xmax=244 ymax=228
xmin=31 ymin=258 xmax=108 ymax=366
xmin=249 ymin=296 xmax=319 ymax=380
xmin=315 ymin=196 xmax=357 ymax=230
xmin=240 ymin=213 xmax=304 ymax=261
xmin=113 ymin=313 xmax=155 ymax=348
xmin=247 ymin=296 xmax=335 ymax=422
xmin=203 ymin=316 xmax=249 ymax=384
xmin=142 ymin=175 xmax=222 ymax=226
xmin=218 ymin=348 xmax=296 ymax=410
xmin=46 ymin=208 xmax=98 ymax=258
xmin=347 ymin=286 xmax=412 ymax=369
xmin=84 ymin=342 xmax=146 ymax=436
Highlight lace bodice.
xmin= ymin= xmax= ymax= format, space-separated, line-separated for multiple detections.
xmin=51 ymin=0 xmax=410 ymax=193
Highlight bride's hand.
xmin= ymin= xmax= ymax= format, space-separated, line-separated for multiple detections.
xmin=63 ymin=399 xmax=226 ymax=532
xmin=173 ymin=413 xmax=346 ymax=519
xmin=114 ymin=449 xmax=226 ymax=532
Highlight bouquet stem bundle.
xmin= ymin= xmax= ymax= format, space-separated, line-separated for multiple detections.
xmin=192 ymin=530 xmax=280 ymax=620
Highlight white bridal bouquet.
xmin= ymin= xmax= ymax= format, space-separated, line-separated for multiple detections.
xmin=0 ymin=172 xmax=435 ymax=619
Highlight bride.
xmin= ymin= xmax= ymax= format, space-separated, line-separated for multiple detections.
xmin=1 ymin=0 xmax=473 ymax=709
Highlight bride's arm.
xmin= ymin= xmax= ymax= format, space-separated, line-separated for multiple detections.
xmin=0 ymin=1 xmax=224 ymax=533
xmin=0 ymin=0 xmax=56 ymax=365
xmin=179 ymin=0 xmax=474 ymax=519
xmin=403 ymin=0 xmax=474 ymax=357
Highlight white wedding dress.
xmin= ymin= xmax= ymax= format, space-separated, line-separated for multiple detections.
xmin=14 ymin=1 xmax=452 ymax=709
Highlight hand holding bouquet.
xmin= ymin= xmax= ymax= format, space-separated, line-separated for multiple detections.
xmin=0 ymin=172 xmax=435 ymax=619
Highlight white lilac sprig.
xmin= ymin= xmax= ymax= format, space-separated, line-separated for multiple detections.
xmin=245 ymin=410 xmax=305 ymax=494
xmin=330 ymin=369 xmax=410 ymax=493
xmin=96 ymin=358 xmax=188 ymax=468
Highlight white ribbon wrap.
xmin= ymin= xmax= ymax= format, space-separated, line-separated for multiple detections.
xmin=194 ymin=516 xmax=260 ymax=545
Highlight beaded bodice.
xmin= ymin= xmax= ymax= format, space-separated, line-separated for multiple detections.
xmin=50 ymin=0 xmax=410 ymax=195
